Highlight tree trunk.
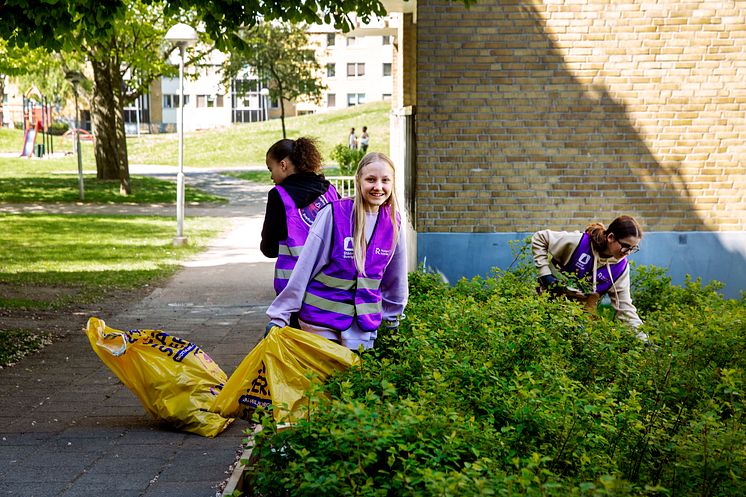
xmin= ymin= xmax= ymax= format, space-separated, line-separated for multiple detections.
xmin=90 ymin=54 xmax=131 ymax=194
xmin=279 ymin=98 xmax=287 ymax=139
xmin=0 ymin=77 xmax=5 ymax=128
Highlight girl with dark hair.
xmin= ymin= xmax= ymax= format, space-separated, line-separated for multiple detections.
xmin=531 ymin=215 xmax=646 ymax=339
xmin=261 ymin=137 xmax=339 ymax=298
xmin=266 ymin=152 xmax=408 ymax=350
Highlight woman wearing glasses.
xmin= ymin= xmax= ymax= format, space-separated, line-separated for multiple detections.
xmin=531 ymin=215 xmax=646 ymax=340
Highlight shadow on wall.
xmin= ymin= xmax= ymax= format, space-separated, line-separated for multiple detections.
xmin=415 ymin=0 xmax=746 ymax=297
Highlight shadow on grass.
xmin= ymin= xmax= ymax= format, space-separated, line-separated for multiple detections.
xmin=0 ymin=175 xmax=226 ymax=204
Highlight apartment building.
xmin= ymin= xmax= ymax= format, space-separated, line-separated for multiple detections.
xmin=125 ymin=18 xmax=395 ymax=132
xmin=298 ymin=18 xmax=396 ymax=114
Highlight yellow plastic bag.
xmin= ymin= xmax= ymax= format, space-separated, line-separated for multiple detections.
xmin=212 ymin=326 xmax=361 ymax=423
xmin=84 ymin=317 xmax=233 ymax=437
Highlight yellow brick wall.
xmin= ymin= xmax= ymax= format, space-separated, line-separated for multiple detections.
xmin=415 ymin=0 xmax=746 ymax=233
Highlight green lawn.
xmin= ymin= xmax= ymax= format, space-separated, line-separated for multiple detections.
xmin=0 ymin=100 xmax=389 ymax=168
xmin=1 ymin=213 xmax=225 ymax=308
xmin=0 ymin=213 xmax=225 ymax=366
xmin=127 ymin=100 xmax=389 ymax=167
xmin=0 ymin=175 xmax=225 ymax=203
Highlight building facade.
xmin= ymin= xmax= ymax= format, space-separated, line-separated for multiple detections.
xmin=300 ymin=19 xmax=396 ymax=114
xmin=386 ymin=0 xmax=746 ymax=297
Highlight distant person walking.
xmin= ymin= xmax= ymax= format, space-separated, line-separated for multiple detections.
xmin=359 ymin=126 xmax=370 ymax=152
xmin=348 ymin=127 xmax=357 ymax=149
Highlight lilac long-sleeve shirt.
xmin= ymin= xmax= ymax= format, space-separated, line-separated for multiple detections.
xmin=266 ymin=205 xmax=408 ymax=349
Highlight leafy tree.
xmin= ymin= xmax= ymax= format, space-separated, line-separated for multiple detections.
xmin=0 ymin=1 xmax=181 ymax=194
xmin=224 ymin=23 xmax=323 ymax=139
xmin=0 ymin=0 xmax=399 ymax=192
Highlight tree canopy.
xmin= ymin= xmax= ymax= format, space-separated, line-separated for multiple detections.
xmin=224 ymin=23 xmax=324 ymax=139
xmin=1 ymin=0 xmax=389 ymax=51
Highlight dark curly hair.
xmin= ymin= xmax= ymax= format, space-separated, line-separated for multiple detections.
xmin=266 ymin=137 xmax=323 ymax=173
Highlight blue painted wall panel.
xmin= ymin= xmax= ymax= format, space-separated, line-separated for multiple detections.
xmin=418 ymin=232 xmax=746 ymax=298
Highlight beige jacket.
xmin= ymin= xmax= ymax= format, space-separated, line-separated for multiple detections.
xmin=531 ymin=229 xmax=643 ymax=329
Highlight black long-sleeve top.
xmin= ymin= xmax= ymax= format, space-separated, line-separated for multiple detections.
xmin=260 ymin=172 xmax=334 ymax=258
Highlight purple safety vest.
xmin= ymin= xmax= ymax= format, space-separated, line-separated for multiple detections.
xmin=299 ymin=198 xmax=400 ymax=332
xmin=273 ymin=184 xmax=339 ymax=294
xmin=560 ymin=232 xmax=628 ymax=294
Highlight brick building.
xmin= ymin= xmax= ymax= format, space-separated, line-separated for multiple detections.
xmin=386 ymin=0 xmax=746 ymax=297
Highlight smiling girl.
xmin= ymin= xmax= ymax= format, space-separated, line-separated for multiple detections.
xmin=266 ymin=152 xmax=408 ymax=350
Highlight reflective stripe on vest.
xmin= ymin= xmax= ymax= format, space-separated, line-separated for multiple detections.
xmin=299 ymin=198 xmax=399 ymax=331
xmin=273 ymin=184 xmax=339 ymax=294
xmin=560 ymin=232 xmax=628 ymax=294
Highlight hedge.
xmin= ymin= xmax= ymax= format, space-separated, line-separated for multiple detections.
xmin=245 ymin=253 xmax=745 ymax=497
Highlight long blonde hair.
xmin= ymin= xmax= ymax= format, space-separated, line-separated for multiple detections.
xmin=352 ymin=152 xmax=400 ymax=274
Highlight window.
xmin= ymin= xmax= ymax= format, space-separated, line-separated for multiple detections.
xmin=382 ymin=35 xmax=392 ymax=45
xmin=327 ymin=94 xmax=336 ymax=107
xmin=196 ymin=95 xmax=207 ymax=108
xmin=163 ymin=94 xmax=189 ymax=108
xmin=347 ymin=93 xmax=366 ymax=106
xmin=347 ymin=63 xmax=365 ymax=77
xmin=216 ymin=95 xmax=224 ymax=107
xmin=382 ymin=63 xmax=392 ymax=77
xmin=346 ymin=36 xmax=356 ymax=46
xmin=382 ymin=93 xmax=392 ymax=101
xmin=326 ymin=63 xmax=336 ymax=78
xmin=327 ymin=33 xmax=336 ymax=47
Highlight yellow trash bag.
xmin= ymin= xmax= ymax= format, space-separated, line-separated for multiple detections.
xmin=84 ymin=317 xmax=233 ymax=438
xmin=212 ymin=326 xmax=360 ymax=423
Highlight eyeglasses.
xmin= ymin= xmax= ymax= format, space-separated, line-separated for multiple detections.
xmin=617 ymin=240 xmax=640 ymax=254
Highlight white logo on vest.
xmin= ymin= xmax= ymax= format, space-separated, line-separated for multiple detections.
xmin=343 ymin=237 xmax=354 ymax=258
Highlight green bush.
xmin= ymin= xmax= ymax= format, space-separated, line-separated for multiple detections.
xmin=47 ymin=121 xmax=70 ymax=136
xmin=329 ymin=143 xmax=365 ymax=175
xmin=246 ymin=258 xmax=745 ymax=496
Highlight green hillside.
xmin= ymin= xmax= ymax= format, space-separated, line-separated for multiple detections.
xmin=127 ymin=100 xmax=389 ymax=168
xmin=0 ymin=100 xmax=389 ymax=170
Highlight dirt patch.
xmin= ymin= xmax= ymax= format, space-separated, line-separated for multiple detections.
xmin=0 ymin=283 xmax=79 ymax=302
xmin=1 ymin=284 xmax=154 ymax=344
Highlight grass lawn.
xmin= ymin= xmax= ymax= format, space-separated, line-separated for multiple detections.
xmin=0 ymin=213 xmax=226 ymax=366
xmin=0 ymin=175 xmax=225 ymax=203
xmin=126 ymin=100 xmax=388 ymax=167
xmin=0 ymin=131 xmax=224 ymax=203
xmin=1 ymin=213 xmax=225 ymax=309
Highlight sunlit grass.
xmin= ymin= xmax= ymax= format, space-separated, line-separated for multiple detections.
xmin=0 ymin=175 xmax=225 ymax=203
xmin=1 ymin=101 xmax=388 ymax=173
xmin=126 ymin=100 xmax=389 ymax=167
xmin=0 ymin=213 xmax=227 ymax=306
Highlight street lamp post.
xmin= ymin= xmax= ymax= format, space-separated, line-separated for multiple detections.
xmin=65 ymin=70 xmax=85 ymax=201
xmin=260 ymin=87 xmax=269 ymax=122
xmin=165 ymin=23 xmax=198 ymax=246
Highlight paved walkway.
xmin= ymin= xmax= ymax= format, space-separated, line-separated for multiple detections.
xmin=0 ymin=168 xmax=276 ymax=496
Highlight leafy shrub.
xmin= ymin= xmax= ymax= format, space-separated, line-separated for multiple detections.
xmin=246 ymin=258 xmax=745 ymax=496
xmin=47 ymin=121 xmax=70 ymax=136
xmin=330 ymin=144 xmax=365 ymax=175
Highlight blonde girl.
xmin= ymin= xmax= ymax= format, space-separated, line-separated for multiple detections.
xmin=266 ymin=152 xmax=408 ymax=350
